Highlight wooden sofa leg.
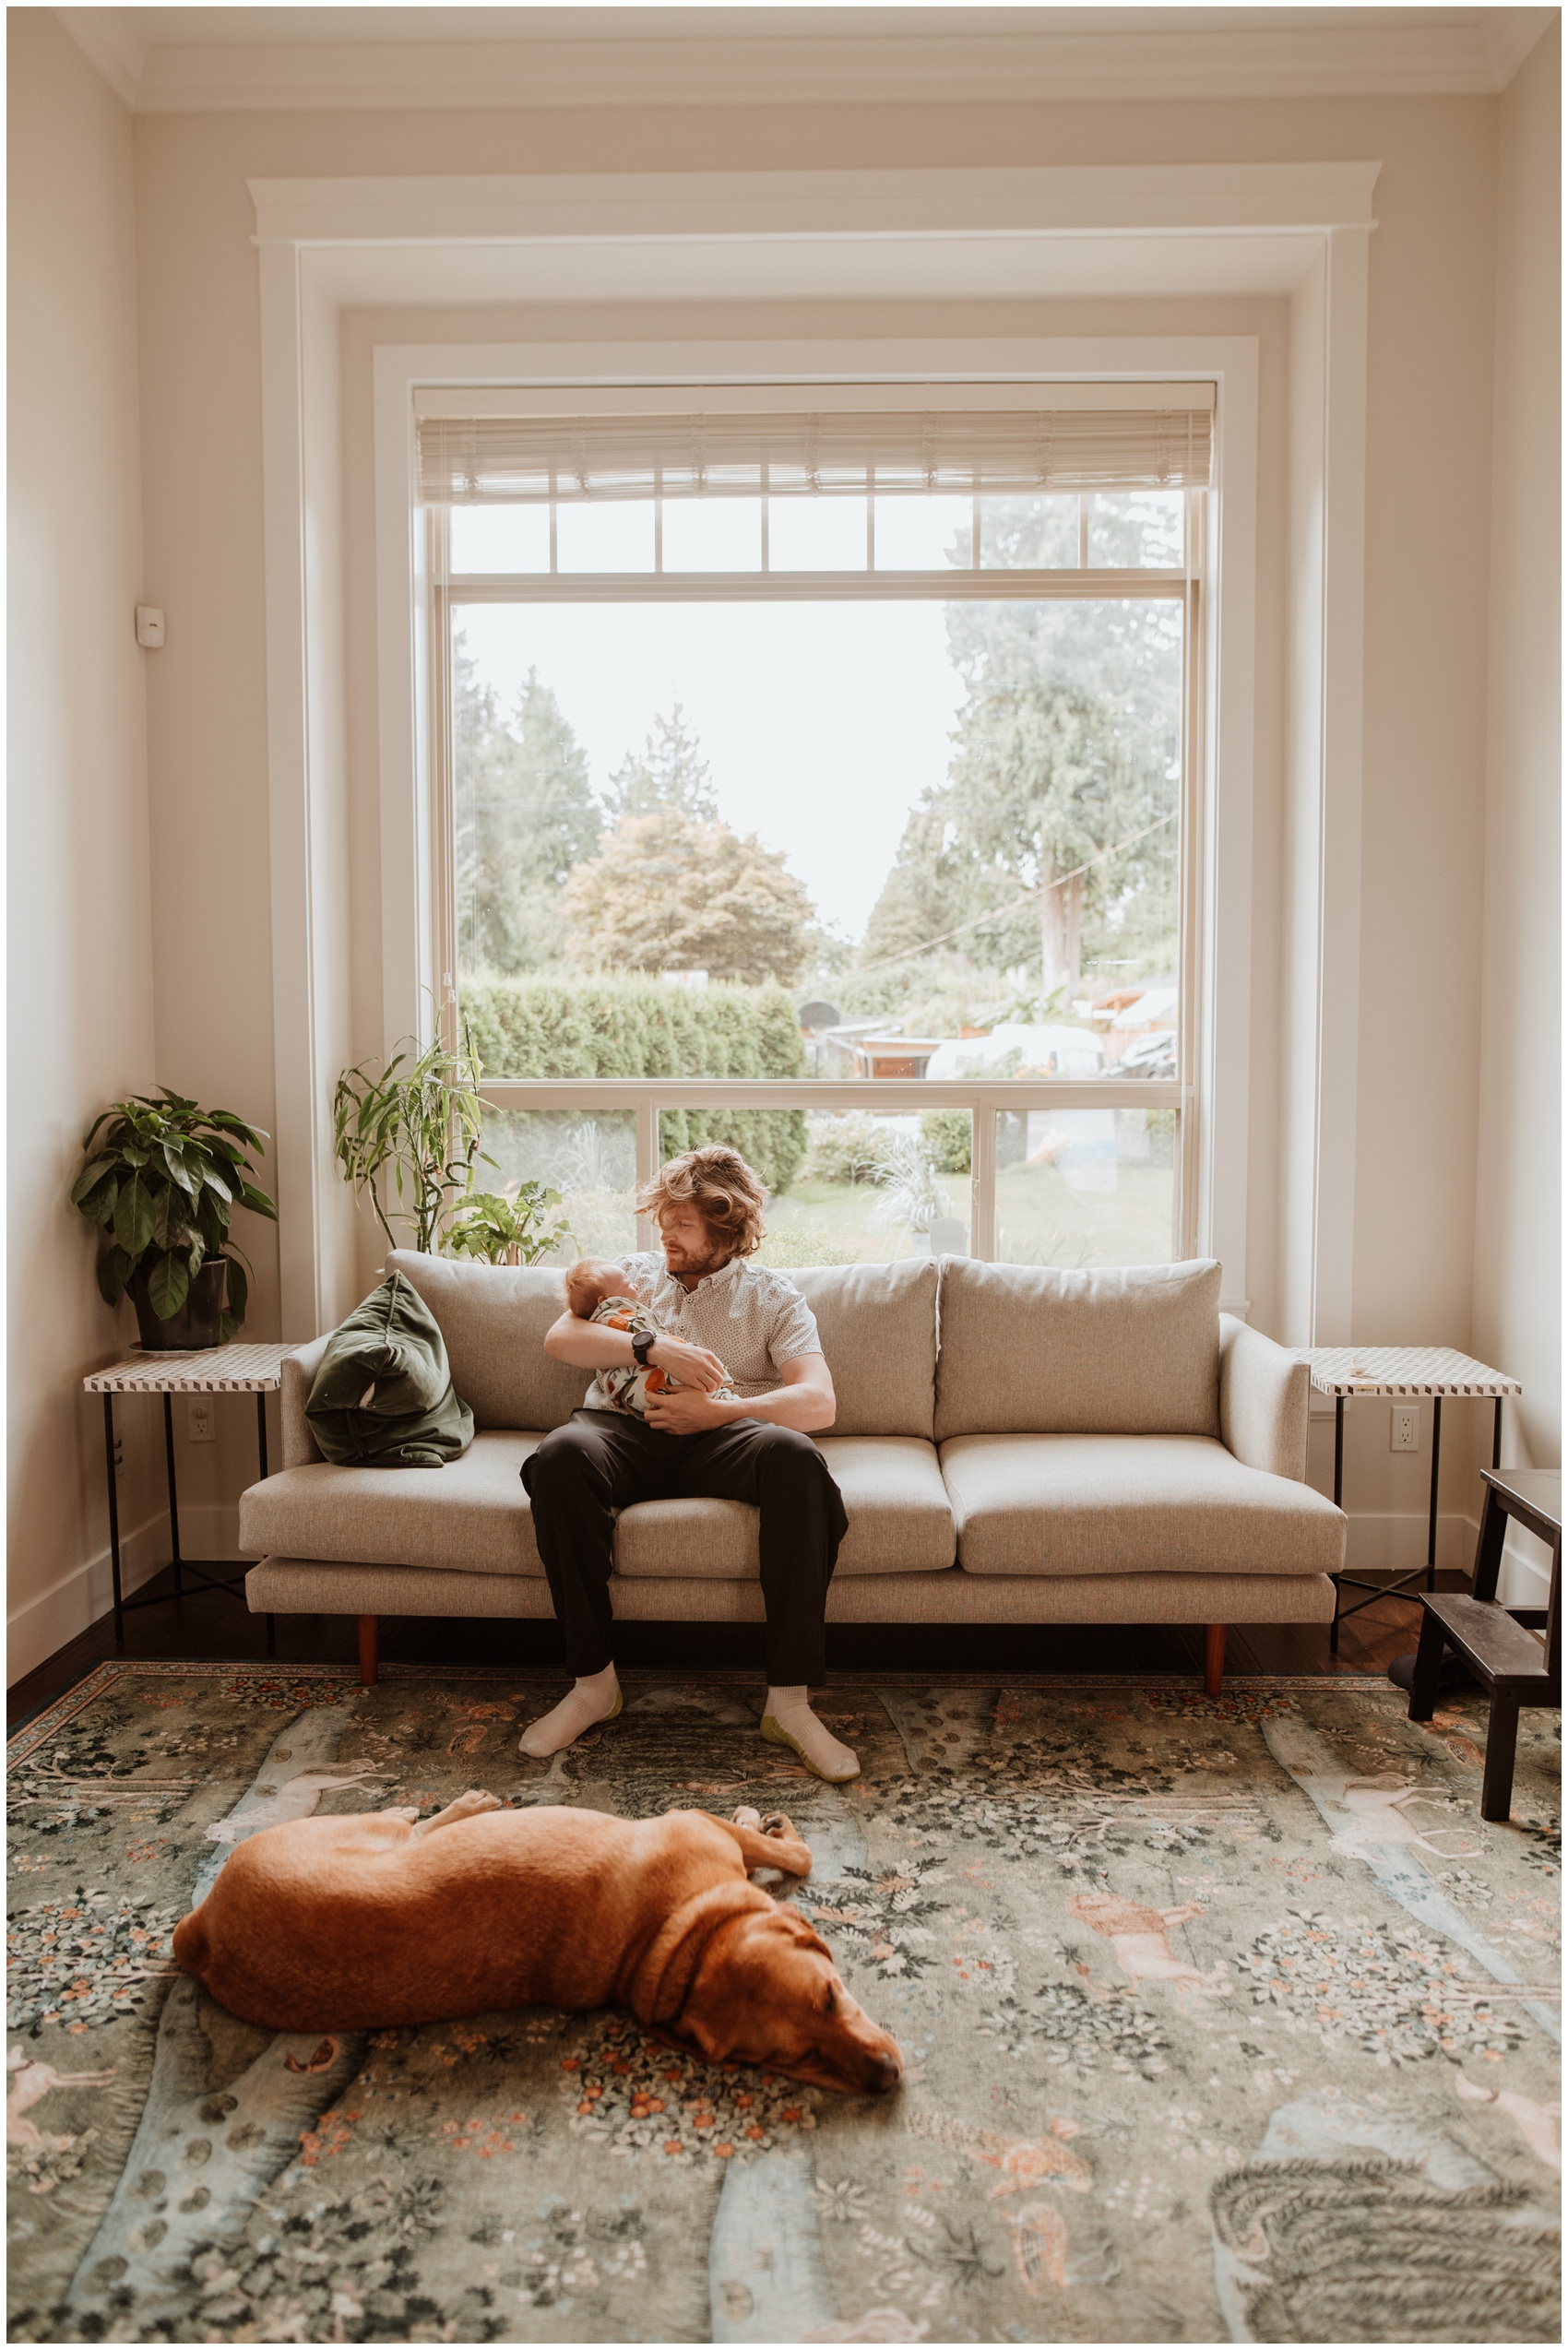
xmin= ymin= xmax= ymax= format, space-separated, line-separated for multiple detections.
xmin=357 ymin=1615 xmax=379 ymax=1688
xmin=1204 ymin=1624 xmax=1226 ymax=1699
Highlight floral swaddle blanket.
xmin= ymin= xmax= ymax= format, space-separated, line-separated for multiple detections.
xmin=588 ymin=1294 xmax=742 ymax=1418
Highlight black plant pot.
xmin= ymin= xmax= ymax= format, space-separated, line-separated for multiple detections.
xmin=128 ymin=1259 xmax=228 ymax=1351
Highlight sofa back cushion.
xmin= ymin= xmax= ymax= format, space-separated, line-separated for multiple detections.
xmin=790 ymin=1261 xmax=937 ymax=1439
xmin=386 ymin=1250 xmax=939 ymax=1437
xmin=933 ymin=1258 xmax=1223 ymax=1441
xmin=386 ymin=1252 xmax=588 ymax=1432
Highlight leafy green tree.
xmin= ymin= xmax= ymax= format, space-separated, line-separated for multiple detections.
xmin=603 ymin=700 xmax=719 ymax=824
xmin=861 ymin=496 xmax=1182 ymax=1002
xmin=453 ymin=648 xmax=601 ymax=974
xmin=562 ymin=808 xmax=814 ymax=987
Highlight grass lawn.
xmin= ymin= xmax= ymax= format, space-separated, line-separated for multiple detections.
xmin=760 ymin=1163 xmax=1174 ymax=1268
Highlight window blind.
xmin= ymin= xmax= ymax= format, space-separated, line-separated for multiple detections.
xmin=417 ymin=400 xmax=1214 ymax=504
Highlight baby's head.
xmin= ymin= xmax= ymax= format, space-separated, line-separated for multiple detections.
xmin=565 ymin=1257 xmax=630 ymax=1319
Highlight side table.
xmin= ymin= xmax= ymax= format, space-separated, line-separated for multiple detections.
xmin=83 ymin=1344 xmax=291 ymax=1652
xmin=1298 ymin=1348 xmax=1522 ymax=1652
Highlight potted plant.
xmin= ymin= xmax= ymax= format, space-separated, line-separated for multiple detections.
xmin=445 ymin=1180 xmax=574 ymax=1267
xmin=70 ymin=1092 xmax=277 ymax=1349
xmin=333 ymin=1028 xmax=489 ymax=1252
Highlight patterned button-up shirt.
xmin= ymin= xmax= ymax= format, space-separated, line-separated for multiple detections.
xmin=582 ymin=1252 xmax=823 ymax=1412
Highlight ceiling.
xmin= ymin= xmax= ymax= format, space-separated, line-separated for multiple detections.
xmin=57 ymin=5 xmax=1557 ymax=113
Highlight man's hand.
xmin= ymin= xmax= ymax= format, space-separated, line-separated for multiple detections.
xmin=647 ymin=1337 xmax=728 ymax=1395
xmin=644 ymin=1385 xmax=737 ymax=1433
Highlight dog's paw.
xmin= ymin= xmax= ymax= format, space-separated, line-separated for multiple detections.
xmin=459 ymin=1789 xmax=503 ymax=1810
xmin=731 ymin=1805 xmax=764 ymax=1830
xmin=761 ymin=1810 xmax=798 ymax=1840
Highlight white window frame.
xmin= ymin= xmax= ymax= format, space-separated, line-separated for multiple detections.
xmin=422 ymin=395 xmax=1204 ymax=1262
xmin=376 ymin=335 xmax=1256 ymax=1287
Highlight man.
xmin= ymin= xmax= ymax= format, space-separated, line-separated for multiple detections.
xmin=519 ymin=1145 xmax=857 ymax=1781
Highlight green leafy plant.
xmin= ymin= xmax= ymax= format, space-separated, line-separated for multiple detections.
xmin=445 ymin=1181 xmax=574 ymax=1267
xmin=333 ymin=1029 xmax=490 ymax=1252
xmin=920 ymin=1108 xmax=973 ymax=1175
xmin=69 ymin=1092 xmax=276 ymax=1336
xmin=799 ymin=1112 xmax=895 ymax=1190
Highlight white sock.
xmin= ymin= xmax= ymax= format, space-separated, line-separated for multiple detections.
xmin=519 ymin=1665 xmax=621 ymax=1759
xmin=761 ymin=1685 xmax=860 ymax=1783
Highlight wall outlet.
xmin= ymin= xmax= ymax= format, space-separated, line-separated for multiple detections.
xmin=187 ymin=1399 xmax=215 ymax=1444
xmin=1390 ymin=1404 xmax=1421 ymax=1453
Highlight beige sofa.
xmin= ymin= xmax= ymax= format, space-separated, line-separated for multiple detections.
xmin=241 ymin=1251 xmax=1344 ymax=1693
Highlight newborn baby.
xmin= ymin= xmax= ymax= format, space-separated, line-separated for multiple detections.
xmin=564 ymin=1258 xmax=741 ymax=1419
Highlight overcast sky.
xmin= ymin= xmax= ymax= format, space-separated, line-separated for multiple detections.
xmin=455 ymin=599 xmax=968 ymax=943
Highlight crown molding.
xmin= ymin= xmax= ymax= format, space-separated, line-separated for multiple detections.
xmin=54 ymin=7 xmax=145 ymax=109
xmin=57 ymin=8 xmax=1557 ymax=113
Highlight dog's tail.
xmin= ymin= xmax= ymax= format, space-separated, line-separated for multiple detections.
xmin=171 ymin=1905 xmax=208 ymax=1979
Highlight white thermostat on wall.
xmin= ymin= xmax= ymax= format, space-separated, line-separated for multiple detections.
xmin=135 ymin=606 xmax=165 ymax=648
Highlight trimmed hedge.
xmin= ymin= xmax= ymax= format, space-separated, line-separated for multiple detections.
xmin=462 ymin=974 xmax=810 ymax=1197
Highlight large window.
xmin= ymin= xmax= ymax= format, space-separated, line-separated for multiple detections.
xmin=422 ymin=392 xmax=1207 ymax=1269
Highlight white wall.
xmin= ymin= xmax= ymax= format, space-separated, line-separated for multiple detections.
xmin=1472 ymin=20 xmax=1561 ymax=1599
xmin=6 ymin=11 xmax=164 ymax=1678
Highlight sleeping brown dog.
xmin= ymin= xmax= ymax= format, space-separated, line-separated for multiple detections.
xmin=172 ymin=1792 xmax=902 ymax=2097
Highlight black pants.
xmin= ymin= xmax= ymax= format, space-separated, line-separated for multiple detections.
xmin=522 ymin=1409 xmax=849 ymax=1686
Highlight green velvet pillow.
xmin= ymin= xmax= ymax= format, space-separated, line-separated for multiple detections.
xmin=305 ymin=1271 xmax=475 ymax=1468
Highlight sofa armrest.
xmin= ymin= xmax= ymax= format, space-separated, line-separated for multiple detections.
xmin=280 ymin=1338 xmax=330 ymax=1468
xmin=1219 ymin=1314 xmax=1310 ymax=1481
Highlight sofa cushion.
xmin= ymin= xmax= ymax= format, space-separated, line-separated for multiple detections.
xmin=387 ymin=1250 xmax=939 ymax=1440
xmin=788 ymin=1263 xmax=937 ymax=1438
xmin=934 ymin=1259 xmax=1223 ymax=1441
xmin=239 ymin=1430 xmax=546 ymax=1578
xmin=305 ymin=1272 xmax=475 ymax=1466
xmin=386 ymin=1252 xmax=588 ymax=1432
xmin=940 ymin=1433 xmax=1345 ymax=1577
xmin=612 ymin=1436 xmax=955 ymax=1579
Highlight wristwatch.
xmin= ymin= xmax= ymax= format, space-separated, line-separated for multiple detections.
xmin=631 ymin=1330 xmax=657 ymax=1369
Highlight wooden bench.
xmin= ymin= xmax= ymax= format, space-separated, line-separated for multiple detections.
xmin=1407 ymin=1466 xmax=1560 ymax=1822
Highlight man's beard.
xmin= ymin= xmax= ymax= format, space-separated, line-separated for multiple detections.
xmin=664 ymin=1228 xmax=729 ymax=1281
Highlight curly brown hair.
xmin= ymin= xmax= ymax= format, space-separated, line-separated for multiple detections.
xmin=636 ymin=1145 xmax=768 ymax=1259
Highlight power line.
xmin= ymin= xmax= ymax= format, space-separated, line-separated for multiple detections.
xmin=851 ymin=809 xmax=1178 ymax=979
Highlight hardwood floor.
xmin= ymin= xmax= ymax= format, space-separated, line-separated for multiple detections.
xmin=7 ymin=1565 xmax=1465 ymax=1732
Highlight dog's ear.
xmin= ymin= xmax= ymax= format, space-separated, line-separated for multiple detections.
xmin=630 ymin=1883 xmax=762 ymax=2029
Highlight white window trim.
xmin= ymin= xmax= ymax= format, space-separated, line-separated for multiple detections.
xmin=255 ymin=164 xmax=1372 ymax=1342
xmin=374 ymin=331 xmax=1254 ymax=1299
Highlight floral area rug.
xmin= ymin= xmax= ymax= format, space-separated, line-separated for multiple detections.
xmin=6 ymin=1661 xmax=1561 ymax=2344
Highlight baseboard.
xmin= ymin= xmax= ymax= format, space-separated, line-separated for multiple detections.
xmin=1339 ymin=1508 xmax=1553 ymax=1608
xmin=6 ymin=1504 xmax=244 ymax=1688
xmin=1339 ymin=1509 xmax=1479 ymax=1577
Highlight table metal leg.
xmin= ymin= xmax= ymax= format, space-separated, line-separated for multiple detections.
xmin=1333 ymin=1395 xmax=1345 ymax=1508
xmin=1427 ymin=1395 xmax=1442 ymax=1591
xmin=1492 ymin=1395 xmax=1503 ymax=1470
xmin=1329 ymin=1395 xmax=1346 ymax=1655
xmin=103 ymin=1395 xmax=125 ymax=1653
xmin=256 ymin=1391 xmax=268 ymax=1482
xmin=162 ymin=1395 xmax=183 ymax=1594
